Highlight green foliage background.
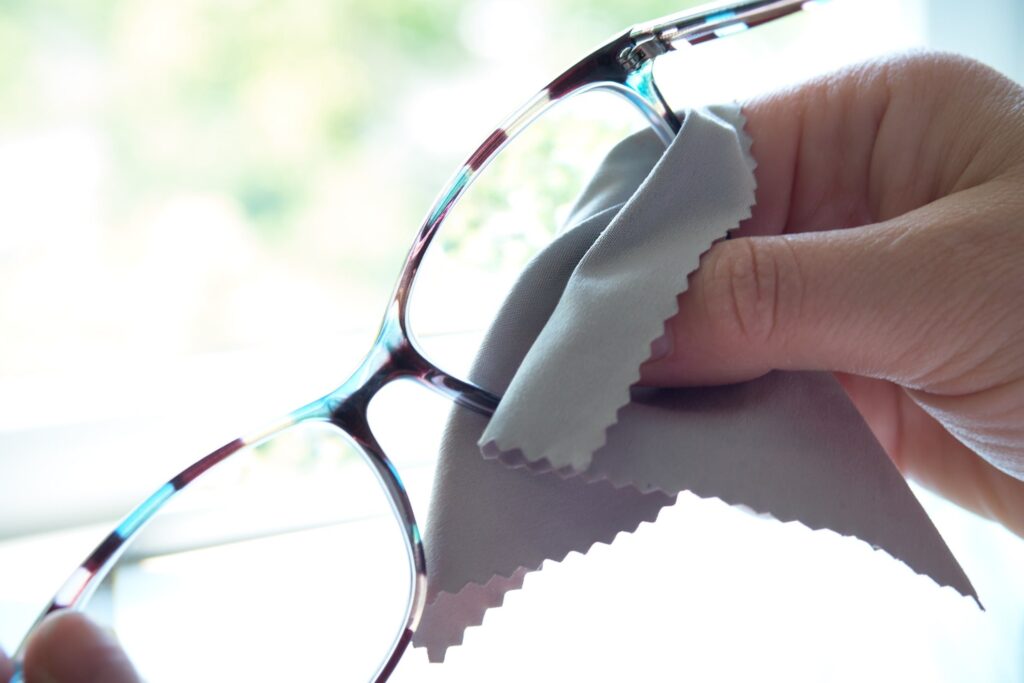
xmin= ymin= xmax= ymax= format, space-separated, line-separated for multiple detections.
xmin=0 ymin=0 xmax=698 ymax=368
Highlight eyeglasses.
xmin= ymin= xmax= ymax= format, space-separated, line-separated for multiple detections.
xmin=11 ymin=1 xmax=818 ymax=680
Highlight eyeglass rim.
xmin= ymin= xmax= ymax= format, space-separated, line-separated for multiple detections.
xmin=11 ymin=1 xmax=817 ymax=681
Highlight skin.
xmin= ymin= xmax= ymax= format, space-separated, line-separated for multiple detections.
xmin=3 ymin=51 xmax=1023 ymax=681
xmin=0 ymin=612 xmax=140 ymax=683
xmin=643 ymin=51 xmax=1024 ymax=537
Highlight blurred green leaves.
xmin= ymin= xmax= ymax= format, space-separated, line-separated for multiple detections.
xmin=0 ymin=0 xmax=695 ymax=240
xmin=0 ymin=0 xmax=695 ymax=366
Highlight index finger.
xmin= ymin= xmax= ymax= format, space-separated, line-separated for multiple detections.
xmin=737 ymin=51 xmax=1024 ymax=238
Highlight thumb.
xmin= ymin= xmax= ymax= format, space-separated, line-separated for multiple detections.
xmin=23 ymin=611 xmax=140 ymax=683
xmin=0 ymin=647 xmax=12 ymax=683
xmin=642 ymin=182 xmax=1019 ymax=392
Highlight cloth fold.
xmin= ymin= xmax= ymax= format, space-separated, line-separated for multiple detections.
xmin=479 ymin=103 xmax=757 ymax=472
xmin=412 ymin=105 xmax=976 ymax=663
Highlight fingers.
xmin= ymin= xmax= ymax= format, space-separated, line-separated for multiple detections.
xmin=645 ymin=155 xmax=1024 ymax=389
xmin=0 ymin=646 xmax=12 ymax=683
xmin=737 ymin=51 xmax=1024 ymax=238
xmin=837 ymin=372 xmax=1024 ymax=536
xmin=22 ymin=611 xmax=140 ymax=683
xmin=642 ymin=52 xmax=1024 ymax=389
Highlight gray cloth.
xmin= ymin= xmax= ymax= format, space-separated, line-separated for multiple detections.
xmin=479 ymin=104 xmax=757 ymax=472
xmin=412 ymin=106 xmax=976 ymax=663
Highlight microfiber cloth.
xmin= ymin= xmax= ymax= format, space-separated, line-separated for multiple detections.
xmin=412 ymin=105 xmax=977 ymax=662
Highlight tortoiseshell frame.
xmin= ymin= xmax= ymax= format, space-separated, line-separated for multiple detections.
xmin=12 ymin=2 xmax=813 ymax=681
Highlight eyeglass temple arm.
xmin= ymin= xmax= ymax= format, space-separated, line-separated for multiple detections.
xmin=544 ymin=0 xmax=820 ymax=148
xmin=631 ymin=0 xmax=819 ymax=52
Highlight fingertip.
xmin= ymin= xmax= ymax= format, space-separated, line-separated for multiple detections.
xmin=0 ymin=646 xmax=13 ymax=683
xmin=23 ymin=611 xmax=140 ymax=683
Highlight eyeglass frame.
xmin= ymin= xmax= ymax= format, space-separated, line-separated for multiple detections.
xmin=11 ymin=1 xmax=816 ymax=681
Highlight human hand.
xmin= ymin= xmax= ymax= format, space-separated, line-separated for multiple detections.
xmin=642 ymin=52 xmax=1024 ymax=536
xmin=0 ymin=612 xmax=140 ymax=683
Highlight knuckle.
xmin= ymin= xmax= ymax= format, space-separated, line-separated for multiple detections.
xmin=701 ymin=238 xmax=796 ymax=347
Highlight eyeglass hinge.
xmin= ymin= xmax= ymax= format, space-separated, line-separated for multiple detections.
xmin=618 ymin=35 xmax=670 ymax=70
